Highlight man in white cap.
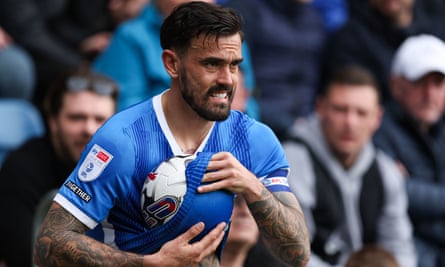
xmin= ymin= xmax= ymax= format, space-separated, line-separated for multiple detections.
xmin=374 ymin=34 xmax=445 ymax=267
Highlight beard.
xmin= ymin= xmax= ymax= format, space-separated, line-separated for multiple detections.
xmin=179 ymin=68 xmax=234 ymax=121
xmin=53 ymin=129 xmax=80 ymax=170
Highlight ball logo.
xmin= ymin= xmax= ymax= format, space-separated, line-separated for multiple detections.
xmin=140 ymin=155 xmax=194 ymax=228
xmin=148 ymin=172 xmax=157 ymax=181
xmin=142 ymin=195 xmax=180 ymax=228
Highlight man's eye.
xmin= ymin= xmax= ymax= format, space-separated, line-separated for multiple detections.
xmin=206 ymin=62 xmax=218 ymax=68
xmin=230 ymin=63 xmax=239 ymax=71
xmin=68 ymin=115 xmax=85 ymax=121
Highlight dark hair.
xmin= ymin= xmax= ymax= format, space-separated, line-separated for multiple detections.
xmin=345 ymin=245 xmax=399 ymax=267
xmin=160 ymin=1 xmax=243 ymax=55
xmin=321 ymin=65 xmax=381 ymax=103
xmin=43 ymin=65 xmax=119 ymax=118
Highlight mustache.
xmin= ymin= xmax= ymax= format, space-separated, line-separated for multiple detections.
xmin=207 ymin=84 xmax=233 ymax=95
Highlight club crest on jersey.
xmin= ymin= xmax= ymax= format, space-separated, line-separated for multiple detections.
xmin=78 ymin=144 xmax=113 ymax=182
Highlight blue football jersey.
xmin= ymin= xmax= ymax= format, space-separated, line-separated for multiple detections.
xmin=54 ymin=92 xmax=291 ymax=254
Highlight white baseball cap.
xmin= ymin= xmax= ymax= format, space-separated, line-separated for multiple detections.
xmin=391 ymin=34 xmax=445 ymax=81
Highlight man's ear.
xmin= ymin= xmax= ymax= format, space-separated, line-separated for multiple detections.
xmin=162 ymin=49 xmax=179 ymax=78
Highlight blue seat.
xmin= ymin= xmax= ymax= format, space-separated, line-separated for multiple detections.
xmin=0 ymin=99 xmax=45 ymax=167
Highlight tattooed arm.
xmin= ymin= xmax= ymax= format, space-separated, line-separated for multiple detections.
xmin=249 ymin=189 xmax=310 ymax=267
xmin=200 ymin=152 xmax=311 ymax=267
xmin=34 ymin=202 xmax=226 ymax=267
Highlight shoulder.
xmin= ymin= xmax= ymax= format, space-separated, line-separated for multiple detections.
xmin=227 ymin=111 xmax=277 ymax=138
xmin=93 ymin=100 xmax=154 ymax=145
xmin=217 ymin=111 xmax=281 ymax=150
xmin=1 ymin=137 xmax=52 ymax=165
xmin=374 ymin=109 xmax=408 ymax=145
xmin=375 ymin=149 xmax=405 ymax=189
xmin=113 ymin=19 xmax=148 ymax=42
xmin=375 ymin=149 xmax=399 ymax=171
xmin=0 ymin=137 xmax=64 ymax=188
xmin=112 ymin=5 xmax=158 ymax=42
xmin=108 ymin=99 xmax=154 ymax=124
xmin=282 ymin=139 xmax=310 ymax=160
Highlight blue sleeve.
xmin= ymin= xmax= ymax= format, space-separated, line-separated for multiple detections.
xmin=57 ymin=123 xmax=136 ymax=227
xmin=248 ymin=121 xmax=291 ymax=192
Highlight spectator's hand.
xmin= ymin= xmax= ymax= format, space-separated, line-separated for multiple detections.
xmin=199 ymin=152 xmax=263 ymax=201
xmin=0 ymin=27 xmax=12 ymax=50
xmin=80 ymin=32 xmax=112 ymax=55
xmin=144 ymin=222 xmax=226 ymax=267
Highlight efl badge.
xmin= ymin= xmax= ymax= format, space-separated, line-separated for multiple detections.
xmin=78 ymin=144 xmax=113 ymax=182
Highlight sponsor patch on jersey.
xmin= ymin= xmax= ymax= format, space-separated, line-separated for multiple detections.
xmin=78 ymin=144 xmax=113 ymax=182
xmin=260 ymin=169 xmax=291 ymax=192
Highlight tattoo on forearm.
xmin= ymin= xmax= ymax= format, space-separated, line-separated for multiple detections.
xmin=248 ymin=189 xmax=310 ymax=267
xmin=34 ymin=203 xmax=144 ymax=267
xmin=199 ymin=254 xmax=220 ymax=267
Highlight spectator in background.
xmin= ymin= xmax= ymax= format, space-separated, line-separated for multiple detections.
xmin=345 ymin=245 xmax=400 ymax=267
xmin=108 ymin=0 xmax=149 ymax=25
xmin=283 ymin=65 xmax=416 ymax=267
xmin=93 ymin=0 xmax=259 ymax=119
xmin=0 ymin=26 xmax=40 ymax=168
xmin=0 ymin=26 xmax=34 ymax=100
xmin=311 ymin=0 xmax=349 ymax=34
xmin=374 ymin=34 xmax=445 ymax=267
xmin=0 ymin=66 xmax=118 ymax=267
xmin=221 ymin=195 xmax=259 ymax=267
xmin=322 ymin=0 xmax=445 ymax=105
xmin=0 ymin=0 xmax=144 ymax=109
xmin=226 ymin=0 xmax=326 ymax=140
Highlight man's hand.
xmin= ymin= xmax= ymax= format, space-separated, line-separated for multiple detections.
xmin=198 ymin=152 xmax=263 ymax=203
xmin=145 ymin=222 xmax=226 ymax=267
xmin=197 ymin=152 xmax=310 ymax=267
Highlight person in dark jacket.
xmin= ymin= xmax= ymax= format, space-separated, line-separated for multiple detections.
xmin=374 ymin=34 xmax=445 ymax=267
xmin=0 ymin=0 xmax=144 ymax=108
xmin=322 ymin=0 xmax=445 ymax=105
xmin=0 ymin=66 xmax=118 ymax=267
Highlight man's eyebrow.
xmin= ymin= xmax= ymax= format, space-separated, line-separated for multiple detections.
xmin=232 ymin=58 xmax=243 ymax=65
xmin=200 ymin=57 xmax=244 ymax=64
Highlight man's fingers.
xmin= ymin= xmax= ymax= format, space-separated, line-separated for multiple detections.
xmin=197 ymin=222 xmax=227 ymax=256
xmin=192 ymin=222 xmax=226 ymax=251
xmin=179 ymin=222 xmax=205 ymax=243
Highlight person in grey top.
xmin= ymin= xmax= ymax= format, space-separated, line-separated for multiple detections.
xmin=283 ymin=65 xmax=417 ymax=267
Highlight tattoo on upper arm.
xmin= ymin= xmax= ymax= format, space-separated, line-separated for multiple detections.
xmin=34 ymin=202 xmax=144 ymax=267
xmin=248 ymin=189 xmax=310 ymax=267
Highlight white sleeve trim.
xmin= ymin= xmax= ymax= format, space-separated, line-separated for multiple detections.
xmin=54 ymin=193 xmax=98 ymax=229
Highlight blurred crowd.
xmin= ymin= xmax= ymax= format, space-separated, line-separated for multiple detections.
xmin=2 ymin=0 xmax=445 ymax=266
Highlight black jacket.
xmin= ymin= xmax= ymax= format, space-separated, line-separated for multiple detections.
xmin=0 ymin=136 xmax=73 ymax=267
